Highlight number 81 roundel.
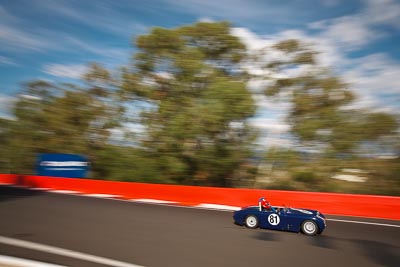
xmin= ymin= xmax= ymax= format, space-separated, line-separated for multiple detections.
xmin=268 ymin=214 xmax=280 ymax=225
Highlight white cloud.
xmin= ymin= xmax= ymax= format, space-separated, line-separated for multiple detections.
xmin=0 ymin=24 xmax=51 ymax=52
xmin=0 ymin=93 xmax=16 ymax=119
xmin=37 ymin=0 xmax=147 ymax=37
xmin=308 ymin=0 xmax=400 ymax=51
xmin=198 ymin=17 xmax=215 ymax=23
xmin=231 ymin=28 xmax=272 ymax=51
xmin=364 ymin=0 xmax=400 ymax=28
xmin=306 ymin=1 xmax=400 ymax=113
xmin=0 ymin=4 xmax=53 ymax=52
xmin=64 ymin=37 xmax=130 ymax=64
xmin=343 ymin=53 xmax=400 ymax=113
xmin=163 ymin=0 xmax=271 ymax=21
xmin=252 ymin=95 xmax=292 ymax=114
xmin=315 ymin=16 xmax=377 ymax=49
xmin=255 ymin=135 xmax=294 ymax=148
xmin=345 ymin=53 xmax=400 ymax=94
xmin=249 ymin=116 xmax=293 ymax=148
xmin=250 ymin=117 xmax=290 ymax=134
xmin=43 ymin=63 xmax=88 ymax=79
xmin=0 ymin=55 xmax=18 ymax=66
xmin=0 ymin=1 xmax=142 ymax=55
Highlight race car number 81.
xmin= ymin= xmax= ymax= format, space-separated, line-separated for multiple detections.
xmin=268 ymin=214 xmax=280 ymax=225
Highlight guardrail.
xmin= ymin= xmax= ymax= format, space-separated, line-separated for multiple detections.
xmin=1 ymin=174 xmax=399 ymax=220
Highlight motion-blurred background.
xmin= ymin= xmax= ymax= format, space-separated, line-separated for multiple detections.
xmin=0 ymin=0 xmax=399 ymax=195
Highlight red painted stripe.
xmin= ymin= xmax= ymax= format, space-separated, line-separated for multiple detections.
xmin=1 ymin=174 xmax=399 ymax=220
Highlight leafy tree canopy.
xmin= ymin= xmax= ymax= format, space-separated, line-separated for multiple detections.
xmin=121 ymin=22 xmax=256 ymax=186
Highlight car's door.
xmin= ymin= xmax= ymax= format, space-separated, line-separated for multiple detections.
xmin=259 ymin=208 xmax=288 ymax=230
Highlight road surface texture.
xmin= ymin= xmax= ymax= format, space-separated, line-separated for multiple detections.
xmin=0 ymin=185 xmax=399 ymax=267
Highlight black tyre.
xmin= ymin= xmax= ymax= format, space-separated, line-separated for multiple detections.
xmin=244 ymin=215 xmax=259 ymax=229
xmin=301 ymin=220 xmax=318 ymax=236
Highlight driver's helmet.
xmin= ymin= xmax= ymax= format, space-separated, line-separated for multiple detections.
xmin=259 ymin=197 xmax=271 ymax=209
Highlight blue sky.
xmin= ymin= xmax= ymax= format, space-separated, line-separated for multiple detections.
xmin=0 ymin=0 xmax=399 ymax=145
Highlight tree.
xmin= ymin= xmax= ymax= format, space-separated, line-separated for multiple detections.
xmin=120 ymin=22 xmax=257 ymax=186
xmin=0 ymin=64 xmax=123 ymax=174
xmin=249 ymin=39 xmax=399 ymax=195
xmin=259 ymin=39 xmax=398 ymax=154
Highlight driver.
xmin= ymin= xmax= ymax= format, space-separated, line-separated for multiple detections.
xmin=259 ymin=197 xmax=276 ymax=212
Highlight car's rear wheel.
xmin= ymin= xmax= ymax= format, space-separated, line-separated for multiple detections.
xmin=301 ymin=220 xmax=318 ymax=236
xmin=244 ymin=215 xmax=259 ymax=229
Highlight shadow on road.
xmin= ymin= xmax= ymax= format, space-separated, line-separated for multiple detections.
xmin=352 ymin=239 xmax=400 ymax=267
xmin=0 ymin=185 xmax=42 ymax=202
xmin=254 ymin=231 xmax=281 ymax=242
xmin=252 ymin=228 xmax=399 ymax=267
xmin=309 ymin=235 xmax=338 ymax=250
xmin=309 ymin=234 xmax=399 ymax=266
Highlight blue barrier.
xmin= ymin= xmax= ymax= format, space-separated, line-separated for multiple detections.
xmin=37 ymin=153 xmax=89 ymax=178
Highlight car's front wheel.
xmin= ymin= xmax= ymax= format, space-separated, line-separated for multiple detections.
xmin=244 ymin=215 xmax=259 ymax=229
xmin=301 ymin=220 xmax=318 ymax=236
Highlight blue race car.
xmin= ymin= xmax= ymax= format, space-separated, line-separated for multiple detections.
xmin=233 ymin=203 xmax=326 ymax=236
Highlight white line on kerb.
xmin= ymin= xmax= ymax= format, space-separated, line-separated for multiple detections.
xmin=0 ymin=236 xmax=145 ymax=267
xmin=327 ymin=218 xmax=400 ymax=228
xmin=0 ymin=255 xmax=66 ymax=267
xmin=84 ymin=193 xmax=122 ymax=198
xmin=130 ymin=198 xmax=178 ymax=204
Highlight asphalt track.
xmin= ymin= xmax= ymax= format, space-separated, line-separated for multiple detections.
xmin=0 ymin=186 xmax=399 ymax=267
